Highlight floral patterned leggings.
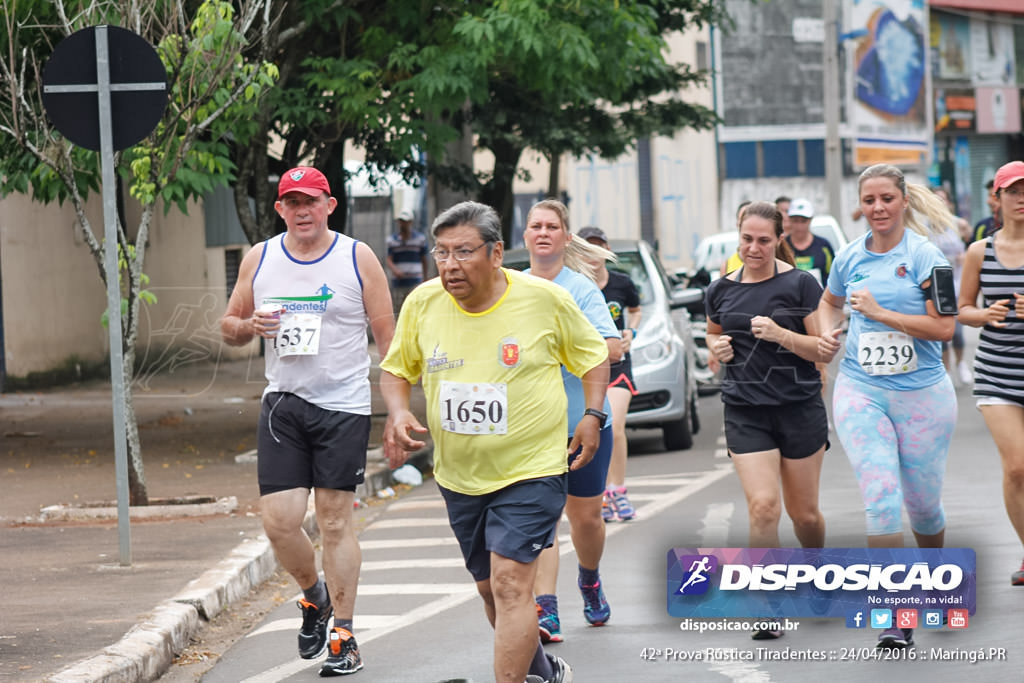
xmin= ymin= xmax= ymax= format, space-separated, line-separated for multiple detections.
xmin=832 ymin=373 xmax=957 ymax=537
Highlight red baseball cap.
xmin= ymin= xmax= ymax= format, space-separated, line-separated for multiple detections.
xmin=278 ymin=166 xmax=331 ymax=198
xmin=993 ymin=161 xmax=1024 ymax=191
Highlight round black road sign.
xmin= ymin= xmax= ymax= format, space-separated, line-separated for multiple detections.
xmin=42 ymin=25 xmax=167 ymax=151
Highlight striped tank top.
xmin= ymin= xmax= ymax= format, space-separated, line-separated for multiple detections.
xmin=974 ymin=236 xmax=1024 ymax=405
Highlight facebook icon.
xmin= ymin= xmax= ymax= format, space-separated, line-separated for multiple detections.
xmin=845 ymin=610 xmax=866 ymax=629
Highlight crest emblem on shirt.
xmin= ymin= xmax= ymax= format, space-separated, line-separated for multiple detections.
xmin=895 ymin=263 xmax=908 ymax=278
xmin=500 ymin=338 xmax=520 ymax=368
xmin=607 ymin=301 xmax=623 ymax=322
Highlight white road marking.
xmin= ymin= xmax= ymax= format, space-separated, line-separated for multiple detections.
xmin=366 ymin=517 xmax=450 ymax=530
xmin=238 ymin=466 xmax=735 ymax=682
xmin=360 ymin=536 xmax=459 ymax=550
xmin=714 ymin=447 xmax=729 ymax=459
xmin=385 ymin=499 xmax=447 ymax=511
xmin=699 ymin=502 xmax=734 ymax=546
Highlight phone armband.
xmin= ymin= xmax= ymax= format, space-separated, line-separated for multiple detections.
xmin=929 ymin=265 xmax=958 ymax=316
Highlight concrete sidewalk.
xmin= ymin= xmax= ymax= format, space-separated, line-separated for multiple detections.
xmin=39 ymin=447 xmax=433 ymax=683
xmin=0 ymin=351 xmax=431 ymax=683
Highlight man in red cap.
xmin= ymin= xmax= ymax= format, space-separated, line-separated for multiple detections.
xmin=221 ymin=166 xmax=394 ymax=676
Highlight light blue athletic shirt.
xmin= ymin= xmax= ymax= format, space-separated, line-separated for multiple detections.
xmin=827 ymin=229 xmax=949 ymax=391
xmin=525 ymin=266 xmax=616 ymax=433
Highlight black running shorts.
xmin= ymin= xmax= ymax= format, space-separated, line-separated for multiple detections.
xmin=257 ymin=391 xmax=370 ymax=495
xmin=723 ymin=395 xmax=828 ymax=459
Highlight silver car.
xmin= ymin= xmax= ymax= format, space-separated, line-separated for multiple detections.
xmin=503 ymin=240 xmax=701 ymax=451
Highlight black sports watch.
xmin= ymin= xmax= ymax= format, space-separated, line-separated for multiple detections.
xmin=583 ymin=408 xmax=608 ymax=423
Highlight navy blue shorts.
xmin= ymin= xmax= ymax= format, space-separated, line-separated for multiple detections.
xmin=567 ymin=424 xmax=613 ymax=497
xmin=439 ymin=475 xmax=567 ymax=582
xmin=723 ymin=396 xmax=828 ymax=460
xmin=257 ymin=392 xmax=369 ymax=495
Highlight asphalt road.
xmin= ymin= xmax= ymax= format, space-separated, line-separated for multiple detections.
xmin=185 ymin=379 xmax=1023 ymax=683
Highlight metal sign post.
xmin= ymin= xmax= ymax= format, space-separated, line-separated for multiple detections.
xmin=42 ymin=25 xmax=167 ymax=566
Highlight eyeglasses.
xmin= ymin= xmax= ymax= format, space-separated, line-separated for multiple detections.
xmin=431 ymin=243 xmax=487 ymax=262
xmin=1003 ymin=187 xmax=1024 ymax=198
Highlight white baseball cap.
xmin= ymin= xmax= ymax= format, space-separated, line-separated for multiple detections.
xmin=788 ymin=198 xmax=814 ymax=218
xmin=397 ymin=209 xmax=414 ymax=222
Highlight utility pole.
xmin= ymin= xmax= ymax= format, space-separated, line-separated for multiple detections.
xmin=823 ymin=0 xmax=843 ymax=218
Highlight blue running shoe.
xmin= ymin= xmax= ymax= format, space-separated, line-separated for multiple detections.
xmin=609 ymin=487 xmax=635 ymax=521
xmin=536 ymin=602 xmax=563 ymax=643
xmin=579 ymin=579 xmax=610 ymax=626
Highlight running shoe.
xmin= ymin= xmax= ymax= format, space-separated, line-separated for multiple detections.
xmin=751 ymin=629 xmax=783 ymax=640
xmin=297 ymin=597 xmax=333 ymax=659
xmin=579 ymin=579 xmax=610 ymax=626
xmin=601 ymin=491 xmax=617 ymax=523
xmin=1012 ymin=558 xmax=1024 ymax=586
xmin=319 ymin=627 xmax=363 ymax=676
xmin=546 ymin=654 xmax=573 ymax=682
xmin=525 ymin=655 xmax=573 ymax=683
xmin=609 ymin=487 xmax=635 ymax=521
xmin=876 ymin=627 xmax=913 ymax=649
xmin=536 ymin=602 xmax=563 ymax=643
xmin=958 ymin=360 xmax=972 ymax=385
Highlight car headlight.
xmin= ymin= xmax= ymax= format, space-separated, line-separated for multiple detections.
xmin=634 ymin=317 xmax=674 ymax=364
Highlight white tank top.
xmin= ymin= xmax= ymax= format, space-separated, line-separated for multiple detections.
xmin=252 ymin=232 xmax=370 ymax=413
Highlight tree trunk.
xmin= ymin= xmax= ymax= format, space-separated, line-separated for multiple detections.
xmin=547 ymin=153 xmax=560 ymax=198
xmin=479 ymin=138 xmax=523 ymax=245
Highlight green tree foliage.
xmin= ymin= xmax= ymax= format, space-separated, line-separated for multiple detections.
xmin=232 ymin=1 xmax=731 ymax=244
xmin=0 ymin=0 xmax=277 ymax=504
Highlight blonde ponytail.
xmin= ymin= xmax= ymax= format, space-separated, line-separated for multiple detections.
xmin=905 ymin=183 xmax=956 ymax=236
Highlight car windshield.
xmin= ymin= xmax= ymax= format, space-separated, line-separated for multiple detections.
xmin=608 ymin=251 xmax=654 ymax=305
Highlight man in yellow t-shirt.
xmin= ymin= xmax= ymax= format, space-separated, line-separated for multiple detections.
xmin=381 ymin=201 xmax=609 ymax=683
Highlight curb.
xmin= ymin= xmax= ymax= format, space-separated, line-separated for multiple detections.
xmin=46 ymin=446 xmax=433 ymax=683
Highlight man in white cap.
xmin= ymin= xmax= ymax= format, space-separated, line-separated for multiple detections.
xmin=784 ymin=198 xmax=834 ymax=286
xmin=386 ymin=208 xmax=430 ymax=312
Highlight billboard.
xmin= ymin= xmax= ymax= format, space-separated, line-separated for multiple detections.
xmin=848 ymin=0 xmax=931 ymax=168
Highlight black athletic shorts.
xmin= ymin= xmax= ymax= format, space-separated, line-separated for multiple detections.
xmin=608 ymin=356 xmax=637 ymax=395
xmin=723 ymin=395 xmax=829 ymax=460
xmin=257 ymin=391 xmax=370 ymax=495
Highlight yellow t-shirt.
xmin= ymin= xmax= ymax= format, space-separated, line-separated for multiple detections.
xmin=380 ymin=268 xmax=609 ymax=495
xmin=725 ymin=251 xmax=743 ymax=274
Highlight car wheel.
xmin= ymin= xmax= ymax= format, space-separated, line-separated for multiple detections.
xmin=663 ymin=412 xmax=693 ymax=451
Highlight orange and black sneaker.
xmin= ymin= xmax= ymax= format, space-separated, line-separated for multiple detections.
xmin=320 ymin=627 xmax=363 ymax=677
xmin=297 ymin=597 xmax=333 ymax=659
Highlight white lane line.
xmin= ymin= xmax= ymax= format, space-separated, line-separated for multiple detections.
xmin=358 ymin=583 xmax=469 ymax=595
xmin=716 ymin=435 xmax=727 ymax=446
xmin=709 ymin=661 xmax=772 ymax=682
xmin=714 ymin=448 xmax=729 ymax=459
xmin=626 ymin=464 xmax=733 ymax=521
xmin=623 ymin=477 xmax=702 ymax=487
xmin=699 ymin=502 xmax=734 ymax=546
xmin=385 ymin=499 xmax=447 ymax=511
xmin=362 ymin=557 xmax=465 ymax=571
xmin=366 ymin=517 xmax=450 ymax=530
xmin=238 ymin=589 xmax=478 ymax=683
xmin=360 ymin=536 xmax=459 ymax=550
xmin=248 ymin=614 xmax=400 ymax=637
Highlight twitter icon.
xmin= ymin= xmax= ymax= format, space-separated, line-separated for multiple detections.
xmin=870 ymin=609 xmax=892 ymax=629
